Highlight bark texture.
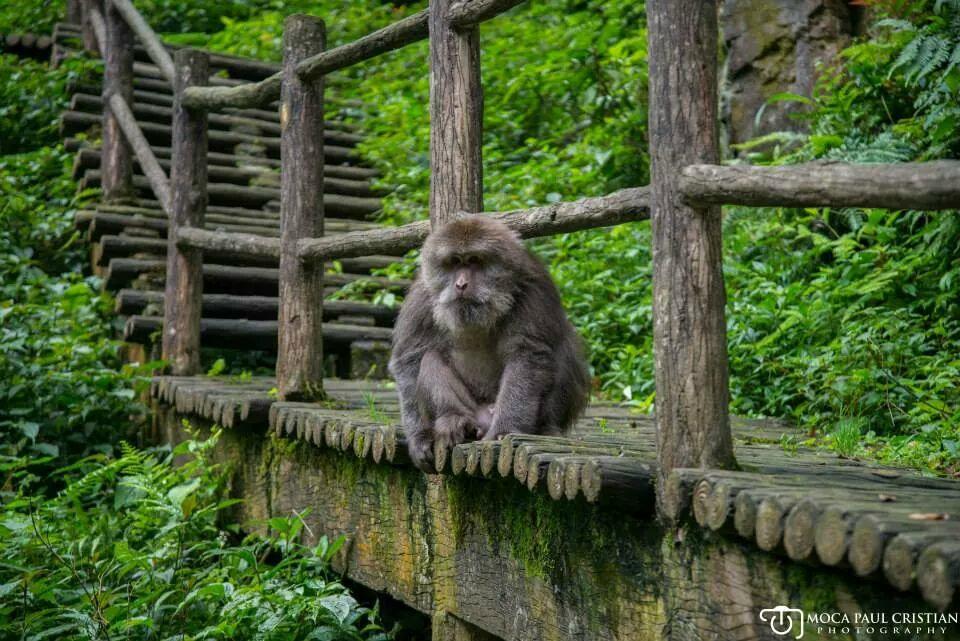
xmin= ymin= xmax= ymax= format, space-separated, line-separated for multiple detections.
xmin=277 ymin=15 xmax=327 ymax=401
xmin=101 ymin=0 xmax=135 ymax=202
xmin=107 ymin=94 xmax=171 ymax=212
xmin=298 ymin=186 xmax=649 ymax=262
xmin=680 ymin=161 xmax=960 ymax=210
xmin=162 ymin=49 xmax=208 ymax=375
xmin=109 ymin=0 xmax=175 ymax=81
xmin=429 ymin=0 xmax=483 ymax=227
xmin=648 ymin=0 xmax=735 ymax=519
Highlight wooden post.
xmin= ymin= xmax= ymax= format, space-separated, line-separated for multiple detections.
xmin=162 ymin=50 xmax=208 ymax=375
xmin=429 ymin=0 xmax=483 ymax=227
xmin=80 ymin=0 xmax=102 ymax=54
xmin=647 ymin=0 xmax=735 ymax=518
xmin=101 ymin=0 xmax=134 ymax=202
xmin=276 ymin=15 xmax=326 ymax=401
xmin=67 ymin=0 xmax=84 ymax=25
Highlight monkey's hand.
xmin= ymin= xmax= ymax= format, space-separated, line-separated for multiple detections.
xmin=434 ymin=415 xmax=474 ymax=447
xmin=407 ymin=431 xmax=435 ymax=472
xmin=482 ymin=357 xmax=550 ymax=440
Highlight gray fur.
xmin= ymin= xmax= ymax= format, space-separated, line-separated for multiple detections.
xmin=388 ymin=215 xmax=590 ymax=471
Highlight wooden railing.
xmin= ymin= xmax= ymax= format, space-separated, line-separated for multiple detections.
xmin=77 ymin=0 xmax=960 ymax=516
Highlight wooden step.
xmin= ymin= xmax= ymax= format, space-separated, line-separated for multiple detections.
xmin=114 ymin=289 xmax=398 ymax=325
xmin=102 ymin=258 xmax=411 ymax=294
xmin=124 ymin=315 xmax=391 ymax=350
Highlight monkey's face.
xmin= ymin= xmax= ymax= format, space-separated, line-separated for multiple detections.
xmin=421 ymin=218 xmax=521 ymax=333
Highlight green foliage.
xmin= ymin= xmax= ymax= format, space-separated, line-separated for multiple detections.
xmin=0 ymin=144 xmax=151 ymax=484
xmin=0 ymin=0 xmax=64 ymax=39
xmin=0 ymin=56 xmax=95 ymax=154
xmin=0 ymin=432 xmax=391 ymax=640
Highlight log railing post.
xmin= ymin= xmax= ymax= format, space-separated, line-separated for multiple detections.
xmin=648 ymin=0 xmax=735 ymax=518
xmin=67 ymin=0 xmax=84 ymax=25
xmin=429 ymin=0 xmax=483 ymax=227
xmin=276 ymin=15 xmax=326 ymax=401
xmin=162 ymin=49 xmax=209 ymax=375
xmin=80 ymin=0 xmax=102 ymax=54
xmin=101 ymin=0 xmax=134 ymax=202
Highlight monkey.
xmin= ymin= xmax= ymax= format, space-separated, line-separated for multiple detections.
xmin=388 ymin=215 xmax=590 ymax=471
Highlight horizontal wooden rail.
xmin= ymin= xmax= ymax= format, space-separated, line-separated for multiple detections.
xmin=107 ymin=93 xmax=171 ymax=212
xmin=109 ymin=0 xmax=175 ymax=81
xmin=448 ymin=0 xmax=525 ymax=27
xmin=301 ymin=187 xmax=650 ymax=261
xmin=174 ymin=187 xmax=649 ymax=262
xmin=680 ymin=161 xmax=960 ymax=210
xmin=177 ymin=227 xmax=279 ymax=259
xmin=182 ymin=0 xmax=527 ymax=111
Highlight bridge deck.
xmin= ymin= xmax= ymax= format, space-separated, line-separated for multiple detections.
xmin=152 ymin=375 xmax=960 ymax=621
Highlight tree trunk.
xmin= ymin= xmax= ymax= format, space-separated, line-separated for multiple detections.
xmin=647 ymin=0 xmax=735 ymax=520
xmin=162 ymin=49 xmax=208 ymax=375
xmin=429 ymin=0 xmax=483 ymax=227
xmin=101 ymin=0 xmax=135 ymax=202
xmin=276 ymin=15 xmax=327 ymax=401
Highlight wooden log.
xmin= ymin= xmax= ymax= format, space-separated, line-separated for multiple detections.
xmin=60 ymin=110 xmax=360 ymax=164
xmin=755 ymin=495 xmax=800 ymax=552
xmin=162 ymin=50 xmax=208 ymax=375
xmin=848 ymin=514 xmax=949 ymax=578
xmin=178 ymin=227 xmax=279 ymax=261
xmin=73 ymin=146 xmax=376 ymax=196
xmin=884 ymin=531 xmax=960 ymax=593
xmin=916 ymin=541 xmax=960 ymax=610
xmin=447 ymin=0 xmax=526 ymax=28
xmin=276 ymin=15 xmax=327 ymax=402
xmin=68 ymin=138 xmax=379 ymax=180
xmin=648 ymin=0 xmax=734 ymax=519
xmin=580 ymin=457 xmax=656 ymax=512
xmin=107 ymin=95 xmax=171 ymax=212
xmin=109 ymin=0 xmax=174 ymax=81
xmin=74 ymin=167 xmax=379 ymax=218
xmin=429 ymin=0 xmax=482 ymax=227
xmin=82 ymin=0 xmax=104 ymax=53
xmin=70 ymin=93 xmax=363 ymax=147
xmin=783 ymin=498 xmax=822 ymax=563
xmin=125 ymin=315 xmax=390 ymax=350
xmin=114 ymin=289 xmax=397 ymax=325
xmin=67 ymin=0 xmax=83 ymax=25
xmin=298 ymin=187 xmax=649 ymax=263
xmin=101 ymin=0 xmax=135 ymax=202
xmin=679 ymin=161 xmax=960 ymax=211
xmin=103 ymin=258 xmax=410 ymax=295
xmin=182 ymin=10 xmax=429 ymax=111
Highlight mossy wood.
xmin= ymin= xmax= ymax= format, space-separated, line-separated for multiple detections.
xmin=152 ymin=382 xmax=959 ymax=639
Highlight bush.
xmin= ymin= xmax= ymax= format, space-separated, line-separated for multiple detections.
xmin=0 ymin=432 xmax=392 ymax=640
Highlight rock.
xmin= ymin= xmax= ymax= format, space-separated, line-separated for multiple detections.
xmin=721 ymin=0 xmax=856 ymax=149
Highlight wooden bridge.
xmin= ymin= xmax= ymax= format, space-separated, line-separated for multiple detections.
xmin=47 ymin=0 xmax=960 ymax=638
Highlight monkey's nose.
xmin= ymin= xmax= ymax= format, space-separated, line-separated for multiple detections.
xmin=455 ymin=276 xmax=469 ymax=292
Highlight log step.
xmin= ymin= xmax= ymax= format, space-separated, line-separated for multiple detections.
xmin=102 ymin=258 xmax=411 ymax=295
xmin=72 ymin=148 xmax=383 ymax=197
xmin=114 ymin=289 xmax=398 ymax=325
xmin=125 ymin=315 xmax=391 ymax=351
xmin=95 ymin=234 xmax=400 ymax=274
xmin=77 ymin=170 xmax=382 ymax=218
xmin=61 ymin=110 xmax=361 ymax=164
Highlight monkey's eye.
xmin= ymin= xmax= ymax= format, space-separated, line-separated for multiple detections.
xmin=449 ymin=256 xmax=462 ymax=266
xmin=466 ymin=255 xmax=481 ymax=266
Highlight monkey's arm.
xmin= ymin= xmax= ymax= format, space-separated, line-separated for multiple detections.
xmin=388 ymin=282 xmax=437 ymax=470
xmin=483 ymin=352 xmax=554 ymax=440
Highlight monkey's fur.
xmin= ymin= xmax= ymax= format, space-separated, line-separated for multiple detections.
xmin=389 ymin=215 xmax=590 ymax=471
